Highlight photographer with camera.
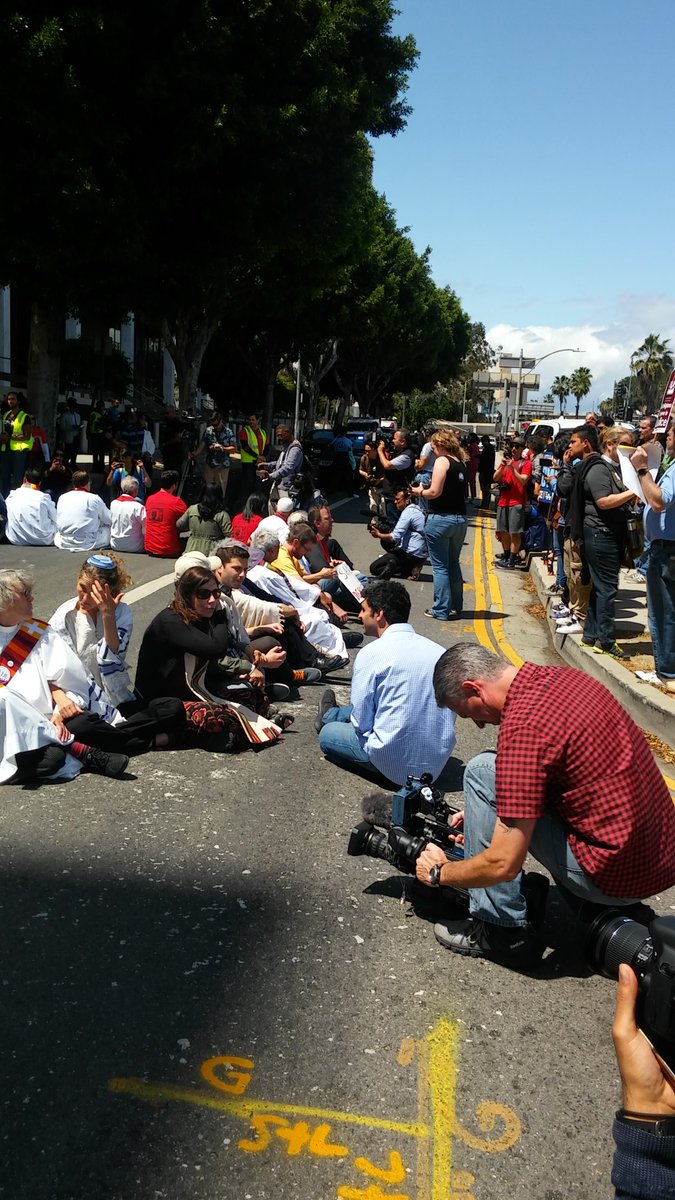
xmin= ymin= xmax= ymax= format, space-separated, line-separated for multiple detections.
xmin=414 ymin=642 xmax=675 ymax=969
xmin=611 ymin=965 xmax=675 ymax=1197
xmin=369 ymin=488 xmax=427 ymax=581
xmin=494 ymin=436 xmax=532 ymax=569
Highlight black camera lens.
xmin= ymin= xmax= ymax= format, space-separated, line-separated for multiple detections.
xmin=585 ymin=909 xmax=653 ymax=980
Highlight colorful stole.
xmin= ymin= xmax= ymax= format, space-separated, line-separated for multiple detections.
xmin=0 ymin=619 xmax=49 ymax=688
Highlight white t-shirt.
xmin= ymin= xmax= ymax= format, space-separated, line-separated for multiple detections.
xmin=55 ymin=489 xmax=111 ymax=552
xmin=110 ymin=496 xmax=147 ymax=553
xmin=5 ymin=487 xmax=57 ymax=546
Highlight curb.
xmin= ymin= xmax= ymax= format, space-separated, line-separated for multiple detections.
xmin=530 ymin=557 xmax=675 ymax=747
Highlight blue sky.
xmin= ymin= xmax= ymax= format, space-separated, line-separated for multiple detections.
xmin=371 ymin=0 xmax=675 ymax=402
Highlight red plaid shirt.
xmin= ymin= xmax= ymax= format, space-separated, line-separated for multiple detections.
xmin=496 ymin=663 xmax=675 ymax=898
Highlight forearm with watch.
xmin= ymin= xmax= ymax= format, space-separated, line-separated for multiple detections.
xmin=637 ymin=467 xmax=666 ymax=511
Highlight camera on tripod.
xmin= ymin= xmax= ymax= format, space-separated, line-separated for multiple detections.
xmin=348 ymin=775 xmax=675 ymax=1072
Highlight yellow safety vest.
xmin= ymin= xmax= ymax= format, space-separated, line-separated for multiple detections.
xmin=240 ymin=424 xmax=267 ymax=463
xmin=2 ymin=410 xmax=33 ymax=452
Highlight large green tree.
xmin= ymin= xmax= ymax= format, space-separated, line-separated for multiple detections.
xmin=551 ymin=375 xmax=571 ymax=414
xmin=0 ymin=2 xmax=417 ymax=427
xmin=630 ymin=334 xmax=674 ymax=411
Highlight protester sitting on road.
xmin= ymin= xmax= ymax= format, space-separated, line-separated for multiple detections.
xmin=247 ymin=528 xmax=350 ymax=663
xmin=369 ymin=487 xmax=426 ymax=580
xmin=213 ymin=543 xmax=322 ymax=687
xmin=305 ymin=503 xmax=369 ymax=612
xmin=5 ymin=466 xmax=57 ymax=546
xmin=49 ymin=553 xmax=136 ymax=709
xmin=106 ymin=449 xmax=152 ymax=503
xmin=255 ymin=496 xmax=294 ymax=545
xmin=316 ymin=579 xmax=457 ymax=785
xmin=110 ymin=476 xmax=146 ymax=554
xmin=144 ymin=469 xmax=187 ymax=558
xmin=417 ymin=643 xmax=675 ymax=969
xmin=231 ymin=492 xmax=267 ymax=544
xmin=176 ymin=482 xmax=233 ymax=555
xmin=273 ymin=522 xmax=339 ymax=587
xmin=55 ymin=469 xmax=112 ymax=553
xmin=631 ymin=417 xmax=675 ymax=693
xmin=0 ymin=568 xmax=184 ymax=778
xmin=135 ymin=562 xmax=292 ymax=737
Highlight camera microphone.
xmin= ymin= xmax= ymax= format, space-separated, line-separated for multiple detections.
xmin=360 ymin=792 xmax=393 ymax=829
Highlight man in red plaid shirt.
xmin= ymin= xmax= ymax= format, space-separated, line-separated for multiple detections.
xmin=415 ymin=643 xmax=675 ymax=969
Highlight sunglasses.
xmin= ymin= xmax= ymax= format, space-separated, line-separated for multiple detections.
xmin=195 ymin=587 xmax=221 ymax=600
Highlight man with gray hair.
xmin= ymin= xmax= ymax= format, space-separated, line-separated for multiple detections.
xmin=414 ymin=642 xmax=675 ymax=969
xmin=110 ymin=475 xmax=146 ymax=553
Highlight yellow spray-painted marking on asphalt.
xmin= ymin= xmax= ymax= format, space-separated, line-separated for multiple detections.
xmin=110 ymin=1015 xmax=522 ymax=1200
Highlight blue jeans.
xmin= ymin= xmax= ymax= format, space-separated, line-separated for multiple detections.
xmin=424 ymin=513 xmax=467 ymax=618
xmin=554 ymin=525 xmax=567 ymax=589
xmin=462 ymin=752 xmax=640 ymax=928
xmin=647 ymin=542 xmax=675 ymax=679
xmin=582 ymin=525 xmax=622 ymax=647
xmin=318 ymin=704 xmax=391 ymax=783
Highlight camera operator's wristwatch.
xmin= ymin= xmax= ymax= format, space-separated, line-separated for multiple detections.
xmin=637 ymin=468 xmax=649 ymax=477
xmin=429 ymin=864 xmax=444 ymax=888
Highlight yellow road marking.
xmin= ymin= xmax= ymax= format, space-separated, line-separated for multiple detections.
xmin=426 ymin=1017 xmax=459 ymax=1200
xmin=108 ymin=1077 xmax=429 ymax=1138
xmin=480 ymin=519 xmax=524 ymax=669
xmin=470 ymin=516 xmax=498 ymax=654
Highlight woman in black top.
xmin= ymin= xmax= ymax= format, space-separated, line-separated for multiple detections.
xmin=135 ymin=566 xmax=290 ymax=718
xmin=411 ymin=430 xmax=468 ymax=621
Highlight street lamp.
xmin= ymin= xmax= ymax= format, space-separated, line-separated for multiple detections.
xmin=502 ymin=347 xmax=585 ymax=430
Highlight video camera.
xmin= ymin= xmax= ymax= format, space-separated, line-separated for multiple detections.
xmin=348 ymin=775 xmax=675 ymax=1074
xmin=347 ymin=774 xmax=468 ymax=905
xmin=367 ymin=515 xmax=394 ymax=536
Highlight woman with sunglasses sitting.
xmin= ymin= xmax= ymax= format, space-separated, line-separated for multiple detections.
xmin=135 ymin=563 xmax=293 ymax=735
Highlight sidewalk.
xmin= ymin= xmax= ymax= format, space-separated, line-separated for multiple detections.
xmin=529 ymin=556 xmax=675 ymax=748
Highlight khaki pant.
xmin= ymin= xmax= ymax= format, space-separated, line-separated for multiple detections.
xmin=563 ymin=537 xmax=591 ymax=622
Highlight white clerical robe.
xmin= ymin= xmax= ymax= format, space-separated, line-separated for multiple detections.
xmin=0 ymin=690 xmax=81 ymax=783
xmin=110 ymin=496 xmax=146 ymax=553
xmin=0 ymin=622 xmax=121 ymax=726
xmin=55 ymin=490 xmax=111 ymax=552
xmin=5 ymin=487 xmax=57 ymax=546
xmin=245 ymin=565 xmax=347 ymax=657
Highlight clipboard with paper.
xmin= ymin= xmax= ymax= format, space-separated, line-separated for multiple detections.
xmin=335 ymin=561 xmax=365 ymax=604
xmin=616 ymin=443 xmax=661 ymax=503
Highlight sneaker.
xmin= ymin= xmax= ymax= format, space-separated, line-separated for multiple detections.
xmin=625 ymin=570 xmax=646 ymax=584
xmin=82 ymin=746 xmax=129 ymax=778
xmin=291 ymin=668 xmax=322 ymax=685
xmin=554 ymin=621 xmax=583 ymax=635
xmin=314 ymin=653 xmax=349 ymax=675
xmin=551 ymin=603 xmax=570 ymax=615
xmin=495 ymin=558 xmax=515 ymax=570
xmin=433 ymin=916 xmax=543 ymax=968
xmin=547 ymin=583 xmax=564 ymax=595
xmin=580 ymin=637 xmax=595 ymax=648
xmin=314 ymin=687 xmax=337 ymax=734
xmin=594 ymin=643 xmax=626 ymax=660
xmin=552 ymin=610 xmax=573 ymax=621
xmin=267 ymin=682 xmax=291 ymax=701
xmin=343 ymin=632 xmax=364 ymax=649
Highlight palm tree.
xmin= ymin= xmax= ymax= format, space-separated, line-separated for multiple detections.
xmin=551 ymin=375 xmax=571 ymax=415
xmin=569 ymin=366 xmax=593 ymax=417
xmin=630 ymin=334 xmax=674 ymax=411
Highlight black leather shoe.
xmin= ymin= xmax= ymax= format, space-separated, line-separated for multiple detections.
xmin=314 ymin=687 xmax=337 ymax=734
xmin=343 ymin=632 xmax=364 ymax=649
xmin=82 ymin=746 xmax=129 ymax=778
xmin=315 ymin=653 xmax=349 ymax=674
xmin=433 ymin=917 xmax=543 ymax=968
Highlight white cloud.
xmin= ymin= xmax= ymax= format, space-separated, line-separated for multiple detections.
xmin=487 ymin=293 xmax=675 ymax=406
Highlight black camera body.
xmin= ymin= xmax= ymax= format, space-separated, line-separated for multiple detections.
xmin=347 ymin=774 xmax=468 ymax=903
xmin=367 ymin=515 xmax=394 ymax=536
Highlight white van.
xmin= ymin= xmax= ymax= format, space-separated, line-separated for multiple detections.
xmin=523 ymin=416 xmax=586 ymax=441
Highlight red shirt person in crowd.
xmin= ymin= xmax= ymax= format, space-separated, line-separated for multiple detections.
xmin=493 ymin=436 xmax=533 ymax=569
xmin=415 ymin=643 xmax=675 ymax=970
xmin=144 ymin=470 xmax=187 ymax=557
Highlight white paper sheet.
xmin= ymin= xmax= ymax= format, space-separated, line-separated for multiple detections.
xmin=616 ymin=443 xmax=660 ymax=503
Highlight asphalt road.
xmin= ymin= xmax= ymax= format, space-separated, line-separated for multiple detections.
xmin=2 ymin=504 xmax=673 ymax=1200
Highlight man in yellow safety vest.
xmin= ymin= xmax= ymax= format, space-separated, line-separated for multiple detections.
xmin=238 ymin=413 xmax=268 ymax=499
xmin=1 ymin=392 xmax=33 ymax=498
